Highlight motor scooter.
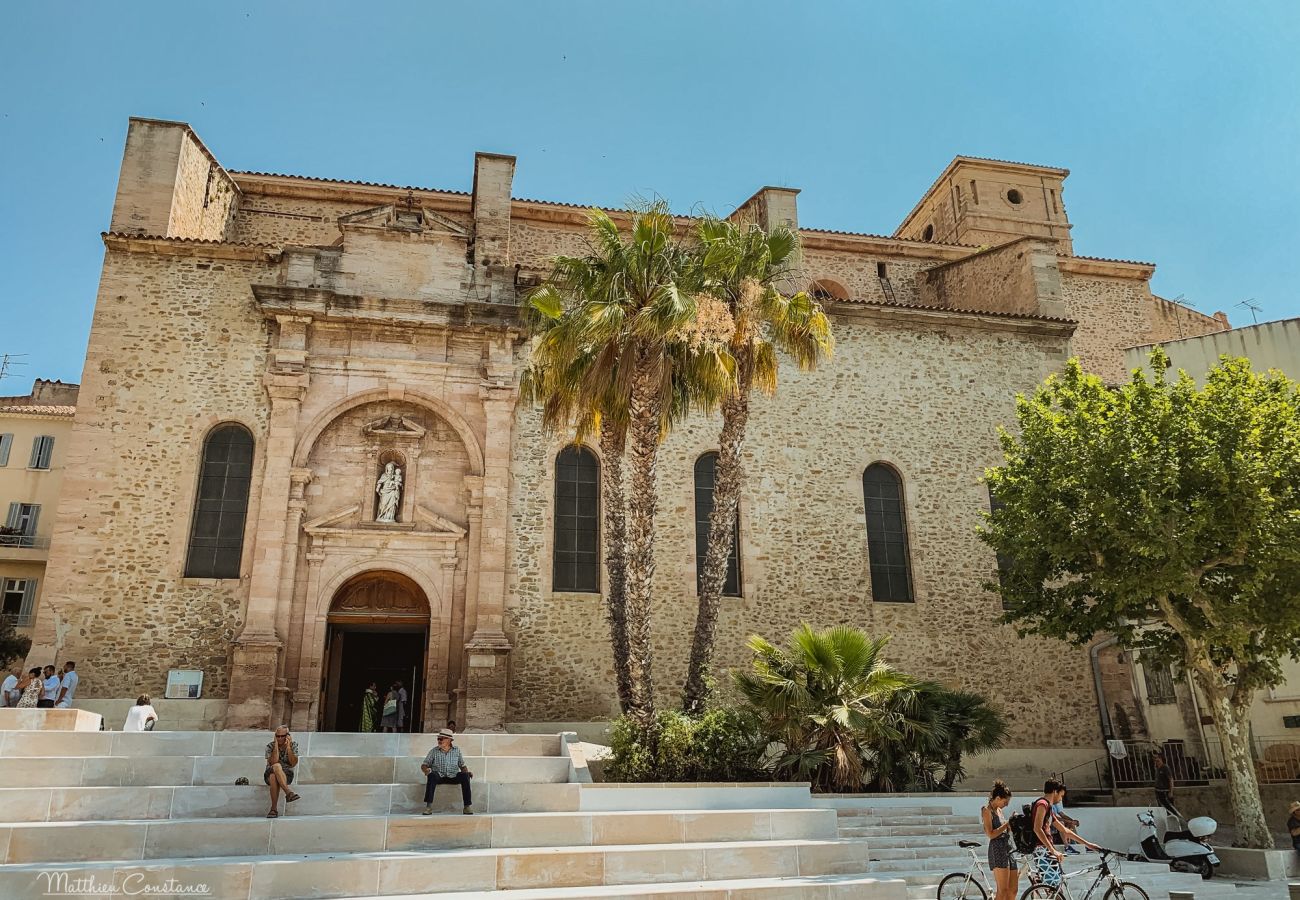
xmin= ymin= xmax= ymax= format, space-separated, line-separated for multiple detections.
xmin=1127 ymin=809 xmax=1219 ymax=879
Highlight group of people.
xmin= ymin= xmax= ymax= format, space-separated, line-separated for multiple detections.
xmin=1 ymin=661 xmax=77 ymax=709
xmin=981 ymin=778 xmax=1100 ymax=900
xmin=262 ymin=724 xmax=473 ymax=818
xmin=358 ymin=680 xmax=410 ymax=733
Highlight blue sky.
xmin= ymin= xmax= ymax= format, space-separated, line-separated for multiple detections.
xmin=2 ymin=1 xmax=1297 ymax=385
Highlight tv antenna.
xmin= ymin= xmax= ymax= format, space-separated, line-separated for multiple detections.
xmin=1235 ymin=298 xmax=1262 ymax=324
xmin=0 ymin=353 xmax=28 ymax=383
xmin=1168 ymin=294 xmax=1196 ymax=338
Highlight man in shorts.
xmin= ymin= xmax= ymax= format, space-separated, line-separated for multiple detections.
xmin=1031 ymin=779 xmax=1099 ymax=886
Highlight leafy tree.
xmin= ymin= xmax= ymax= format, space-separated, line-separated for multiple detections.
xmin=931 ymin=689 xmax=1008 ymax=790
xmin=682 ymin=216 xmax=834 ymax=714
xmin=983 ymin=352 xmax=1300 ymax=848
xmin=0 ymin=617 xmax=30 ymax=669
xmin=525 ymin=204 xmax=732 ymax=729
xmin=734 ymin=624 xmax=931 ymax=792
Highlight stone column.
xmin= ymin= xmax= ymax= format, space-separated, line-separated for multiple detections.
xmin=463 ymin=373 xmax=515 ymax=730
xmin=290 ymin=549 xmax=326 ymax=731
xmin=228 ymin=316 xmax=310 ymax=730
xmin=271 ymin=468 xmax=312 ymax=724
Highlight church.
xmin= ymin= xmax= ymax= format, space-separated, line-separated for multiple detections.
xmin=27 ymin=118 xmax=1227 ymax=753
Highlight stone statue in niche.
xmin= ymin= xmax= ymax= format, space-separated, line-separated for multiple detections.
xmin=375 ymin=461 xmax=404 ymax=523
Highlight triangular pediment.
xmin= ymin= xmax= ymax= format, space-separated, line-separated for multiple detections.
xmin=302 ymin=503 xmax=465 ymax=538
xmin=415 ymin=504 xmax=466 ymax=537
xmin=363 ymin=414 xmax=426 ymax=438
xmin=337 ymin=202 xmax=468 ymax=237
xmin=303 ymin=504 xmax=360 ymax=530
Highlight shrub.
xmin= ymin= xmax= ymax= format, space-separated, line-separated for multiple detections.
xmin=603 ymin=706 xmax=766 ymax=783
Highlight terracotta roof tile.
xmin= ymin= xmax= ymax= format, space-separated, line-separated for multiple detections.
xmin=841 ymin=297 xmax=1076 ymax=325
xmin=231 ymin=171 xmax=471 ymax=196
xmin=102 ymin=232 xmax=279 ymax=249
xmin=1068 ymin=253 xmax=1156 ymax=267
xmin=0 ymin=404 xmax=76 ymax=417
xmin=801 ymin=226 xmax=981 ymax=248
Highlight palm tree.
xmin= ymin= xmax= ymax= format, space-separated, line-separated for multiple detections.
xmin=931 ymin=689 xmax=1008 ymax=790
xmin=526 ymin=204 xmax=732 ymax=729
xmin=734 ymin=624 xmax=925 ymax=792
xmin=682 ymin=216 xmax=834 ymax=714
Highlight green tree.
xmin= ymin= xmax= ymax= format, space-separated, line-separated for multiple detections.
xmin=734 ymin=624 xmax=930 ymax=792
xmin=982 ymin=352 xmax=1300 ymax=848
xmin=682 ymin=216 xmax=833 ymax=714
xmin=526 ymin=204 xmax=732 ymax=729
xmin=0 ymin=617 xmax=30 ymax=669
xmin=930 ymin=689 xmax=1008 ymax=790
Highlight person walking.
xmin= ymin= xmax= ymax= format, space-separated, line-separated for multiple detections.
xmin=395 ymin=680 xmax=408 ymax=732
xmin=359 ymin=681 xmax=380 ymax=733
xmin=15 ymin=668 xmax=43 ymax=708
xmin=264 ymin=725 xmax=301 ymax=818
xmin=379 ymin=684 xmax=399 ymax=733
xmin=980 ymin=780 xmax=1020 ymax=900
xmin=55 ymin=661 xmax=78 ymax=709
xmin=1152 ymin=752 xmax=1179 ymax=818
xmin=1 ymin=666 xmax=20 ymax=707
xmin=420 ymin=728 xmax=473 ymax=815
xmin=1030 ymin=779 xmax=1099 ymax=887
xmin=122 ymin=694 xmax=159 ymax=732
xmin=38 ymin=664 xmax=59 ymax=708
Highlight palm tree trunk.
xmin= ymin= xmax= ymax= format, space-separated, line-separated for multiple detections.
xmin=599 ymin=419 xmax=632 ymax=713
xmin=682 ymin=353 xmax=752 ymax=714
xmin=622 ymin=346 xmax=661 ymax=730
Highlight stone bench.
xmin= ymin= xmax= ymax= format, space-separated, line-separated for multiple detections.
xmin=0 ymin=708 xmax=103 ymax=731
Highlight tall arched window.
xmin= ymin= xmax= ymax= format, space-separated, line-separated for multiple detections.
xmin=694 ymin=452 xmax=741 ymax=597
xmin=553 ymin=445 xmax=600 ymax=593
xmin=184 ymin=424 xmax=254 ymax=579
xmin=862 ymin=463 xmax=914 ymax=602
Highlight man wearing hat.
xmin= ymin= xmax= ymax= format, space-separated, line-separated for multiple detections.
xmin=1286 ymin=800 xmax=1300 ymax=852
xmin=420 ymin=728 xmax=473 ymax=815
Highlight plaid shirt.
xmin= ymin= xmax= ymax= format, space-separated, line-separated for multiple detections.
xmin=423 ymin=744 xmax=465 ymax=778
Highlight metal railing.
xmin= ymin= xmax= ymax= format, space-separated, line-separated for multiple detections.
xmin=0 ymin=534 xmax=49 ymax=549
xmin=1101 ymin=735 xmax=1300 ymax=786
xmin=0 ymin=613 xmax=34 ymax=628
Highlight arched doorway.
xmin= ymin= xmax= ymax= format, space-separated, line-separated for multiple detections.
xmin=321 ymin=571 xmax=430 ymax=732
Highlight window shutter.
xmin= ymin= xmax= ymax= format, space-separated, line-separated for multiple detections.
xmin=5 ymin=503 xmax=18 ymax=530
xmin=30 ymin=436 xmax=53 ymax=469
xmin=25 ymin=505 xmax=39 ymax=535
xmin=40 ymin=436 xmax=53 ymax=469
xmin=19 ymin=580 xmax=36 ymax=620
xmin=0 ymin=433 xmax=12 ymax=466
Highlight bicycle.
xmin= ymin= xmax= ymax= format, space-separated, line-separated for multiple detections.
xmin=937 ymin=839 xmax=1024 ymax=900
xmin=1018 ymin=849 xmax=1149 ymax=900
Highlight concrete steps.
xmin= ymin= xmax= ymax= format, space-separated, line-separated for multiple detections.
xmin=339 ymin=873 xmax=911 ymax=899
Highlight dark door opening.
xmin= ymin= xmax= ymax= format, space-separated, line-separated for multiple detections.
xmin=324 ymin=625 xmax=426 ymax=733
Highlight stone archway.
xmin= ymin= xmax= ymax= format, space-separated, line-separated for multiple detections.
xmin=321 ymin=571 xmax=431 ymax=732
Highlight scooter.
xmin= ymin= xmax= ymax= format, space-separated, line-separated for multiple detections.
xmin=1127 ymin=809 xmax=1219 ymax=879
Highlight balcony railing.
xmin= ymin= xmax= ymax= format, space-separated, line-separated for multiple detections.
xmin=0 ymin=534 xmax=49 ymax=550
xmin=0 ymin=613 xmax=34 ymax=628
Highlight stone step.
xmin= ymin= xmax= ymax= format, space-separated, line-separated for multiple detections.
xmin=0 ymin=782 xmax=580 ymax=822
xmin=892 ymin=860 xmax=1231 ymax=896
xmin=0 ymin=808 xmax=838 ymax=864
xmin=0 ymin=730 xmax=562 ymax=759
xmin=834 ymin=806 xmax=955 ymax=817
xmin=340 ymin=873 xmax=910 ymax=899
xmin=0 ymin=838 xmax=878 ymax=899
xmin=837 ymin=814 xmax=974 ymax=827
xmin=0 ymin=753 xmax=569 ymax=787
xmin=842 ymin=832 xmax=984 ymax=847
xmin=844 ymin=823 xmax=978 ymax=837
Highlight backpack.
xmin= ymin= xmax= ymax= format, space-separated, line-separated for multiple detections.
xmin=1008 ymin=799 xmax=1046 ymax=855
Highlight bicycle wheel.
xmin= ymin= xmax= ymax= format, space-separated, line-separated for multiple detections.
xmin=1103 ymin=883 xmax=1151 ymax=900
xmin=1019 ymin=884 xmax=1064 ymax=900
xmin=938 ymin=872 xmax=989 ymax=900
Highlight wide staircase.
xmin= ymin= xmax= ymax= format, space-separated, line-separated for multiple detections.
xmin=832 ymin=803 xmax=1280 ymax=900
xmin=0 ymin=729 xmax=904 ymax=899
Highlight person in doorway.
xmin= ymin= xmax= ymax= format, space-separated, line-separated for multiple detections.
xmin=55 ymin=661 xmax=78 ymax=708
xmin=359 ymin=681 xmax=380 ymax=733
xmin=395 ymin=680 xmax=408 ymax=731
xmin=264 ymin=725 xmax=301 ymax=817
xmin=15 ymin=667 xmax=43 ymax=708
xmin=1 ymin=666 xmax=20 ymax=706
xmin=1031 ymin=779 xmax=1099 ymax=887
xmin=123 ymin=694 xmax=159 ymax=732
xmin=38 ymin=664 xmax=59 ymax=708
xmin=1153 ymin=752 xmax=1179 ymax=818
xmin=446 ymin=720 xmax=457 ymax=733
xmin=1286 ymin=800 xmax=1300 ymax=854
xmin=380 ymin=684 xmax=400 ymax=733
xmin=980 ymin=780 xmax=1019 ymax=900
xmin=420 ymin=728 xmax=473 ymax=815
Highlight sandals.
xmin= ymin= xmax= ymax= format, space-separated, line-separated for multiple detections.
xmin=266 ymin=809 xmax=279 ymax=818
xmin=285 ymin=791 xmax=301 ymax=803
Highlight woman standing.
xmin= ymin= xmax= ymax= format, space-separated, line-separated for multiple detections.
xmin=379 ymin=683 xmax=399 ymax=733
xmin=981 ymin=780 xmax=1019 ymax=900
xmin=359 ymin=682 xmax=380 ymax=733
xmin=15 ymin=668 xmax=43 ymax=708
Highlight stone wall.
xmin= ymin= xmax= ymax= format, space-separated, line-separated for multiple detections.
xmin=916 ymin=238 xmax=1064 ymax=317
xmin=168 ymin=132 xmax=237 ymax=241
xmin=1144 ymin=294 xmax=1229 ymax=345
xmin=800 ymin=249 xmax=928 ymax=306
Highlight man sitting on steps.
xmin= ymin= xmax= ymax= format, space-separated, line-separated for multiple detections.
xmin=421 ymin=728 xmax=473 ymax=815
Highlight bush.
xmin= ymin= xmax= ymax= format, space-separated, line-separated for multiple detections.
xmin=603 ymin=707 xmax=766 ymax=783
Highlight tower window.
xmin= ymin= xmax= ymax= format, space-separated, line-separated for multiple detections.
xmin=809 ymin=279 xmax=849 ymax=302
xmin=922 ymin=224 xmax=934 ymax=241
xmin=1006 ymin=188 xmax=1023 ymax=205
xmin=876 ymin=262 xmax=887 ymax=279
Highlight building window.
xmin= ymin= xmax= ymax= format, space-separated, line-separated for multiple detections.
xmin=970 ymin=180 xmax=979 ymax=205
xmin=3 ymin=503 xmax=40 ymax=547
xmin=922 ymin=224 xmax=935 ymax=241
xmin=0 ymin=433 xmax=12 ymax=467
xmin=184 ymin=424 xmax=254 ymax=579
xmin=694 ymin=452 xmax=740 ymax=597
xmin=552 ymin=445 xmax=600 ymax=593
xmin=1143 ymin=661 xmax=1178 ymax=705
xmin=28 ymin=435 xmax=54 ymax=470
xmin=1006 ymin=188 xmax=1023 ymax=206
xmin=1 ymin=578 xmax=36 ymax=626
xmin=863 ymin=463 xmax=914 ymax=602
xmin=809 ymin=279 xmax=849 ymax=303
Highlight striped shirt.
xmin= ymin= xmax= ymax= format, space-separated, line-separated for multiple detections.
xmin=423 ymin=744 xmax=464 ymax=778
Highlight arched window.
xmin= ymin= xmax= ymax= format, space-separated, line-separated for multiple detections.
xmin=862 ymin=463 xmax=914 ymax=602
xmin=694 ymin=452 xmax=741 ymax=597
xmin=553 ymin=445 xmax=600 ymax=593
xmin=184 ymin=424 xmax=254 ymax=579
xmin=809 ymin=279 xmax=849 ymax=303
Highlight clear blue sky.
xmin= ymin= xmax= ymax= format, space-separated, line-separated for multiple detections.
xmin=2 ymin=1 xmax=1298 ymax=385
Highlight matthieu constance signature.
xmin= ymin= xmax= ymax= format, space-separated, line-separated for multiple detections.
xmin=38 ymin=871 xmax=211 ymax=896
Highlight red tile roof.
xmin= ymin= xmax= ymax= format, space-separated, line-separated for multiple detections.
xmin=231 ymin=171 xmax=471 ymax=196
xmin=842 ymin=297 xmax=1077 ymax=325
xmin=0 ymin=404 xmax=75 ymax=417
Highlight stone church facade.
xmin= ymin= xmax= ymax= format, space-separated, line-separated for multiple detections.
xmin=28 ymin=118 xmax=1227 ymax=744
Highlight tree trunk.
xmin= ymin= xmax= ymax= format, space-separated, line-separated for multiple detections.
xmin=599 ymin=419 xmax=632 ymax=713
xmin=622 ymin=346 xmax=661 ymax=730
xmin=682 ymin=354 xmax=752 ymax=714
xmin=1194 ymin=671 xmax=1273 ymax=848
